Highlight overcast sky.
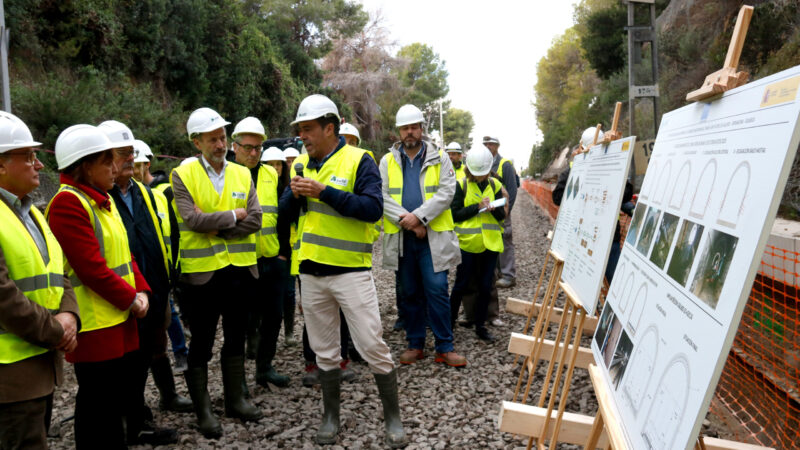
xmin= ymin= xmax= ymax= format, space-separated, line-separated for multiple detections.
xmin=357 ymin=0 xmax=578 ymax=171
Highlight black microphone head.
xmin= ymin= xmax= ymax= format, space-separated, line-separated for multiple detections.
xmin=294 ymin=162 xmax=304 ymax=176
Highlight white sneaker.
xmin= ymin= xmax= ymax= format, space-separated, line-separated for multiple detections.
xmin=490 ymin=318 xmax=505 ymax=327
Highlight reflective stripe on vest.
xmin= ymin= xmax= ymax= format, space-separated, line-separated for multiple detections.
xmin=0 ymin=201 xmax=65 ymax=363
xmin=255 ymin=164 xmax=280 ymax=258
xmin=454 ymin=179 xmax=504 ymax=254
xmin=46 ymin=185 xmax=134 ymax=333
xmin=289 ymin=145 xmax=373 ymax=275
xmin=171 ymin=160 xmax=257 ymax=272
xmin=134 ymin=180 xmax=171 ymax=278
xmin=383 ymin=149 xmax=454 ymax=234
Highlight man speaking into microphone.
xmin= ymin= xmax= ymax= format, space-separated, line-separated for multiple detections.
xmin=279 ymin=94 xmax=407 ymax=448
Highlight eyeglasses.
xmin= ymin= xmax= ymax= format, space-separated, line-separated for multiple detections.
xmin=3 ymin=150 xmax=40 ymax=165
xmin=235 ymin=142 xmax=262 ymax=153
xmin=114 ymin=148 xmax=136 ymax=158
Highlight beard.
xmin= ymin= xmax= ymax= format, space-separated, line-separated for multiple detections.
xmin=402 ymin=136 xmax=421 ymax=149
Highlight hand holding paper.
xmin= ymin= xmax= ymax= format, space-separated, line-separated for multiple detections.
xmin=479 ymin=197 xmax=506 ymax=213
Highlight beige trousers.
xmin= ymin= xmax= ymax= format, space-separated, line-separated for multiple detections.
xmin=299 ymin=271 xmax=395 ymax=374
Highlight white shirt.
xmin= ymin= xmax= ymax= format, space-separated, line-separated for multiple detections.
xmin=199 ymin=154 xmax=237 ymax=222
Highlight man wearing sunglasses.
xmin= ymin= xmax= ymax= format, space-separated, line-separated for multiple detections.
xmin=0 ymin=112 xmax=80 ymax=449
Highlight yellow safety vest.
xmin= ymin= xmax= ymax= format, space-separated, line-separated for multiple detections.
xmin=454 ymin=163 xmax=466 ymax=182
xmin=133 ymin=180 xmax=170 ymax=277
xmin=454 ymin=178 xmax=504 ymax=254
xmin=46 ymin=186 xmax=134 ymax=332
xmin=289 ymin=145 xmax=373 ymax=275
xmin=0 ymin=201 xmax=65 ymax=363
xmin=171 ymin=160 xmax=257 ymax=273
xmin=256 ymin=164 xmax=280 ymax=258
xmin=151 ymin=183 xmax=173 ymax=264
xmin=496 ymin=157 xmax=513 ymax=179
xmin=383 ymin=149 xmax=454 ymax=234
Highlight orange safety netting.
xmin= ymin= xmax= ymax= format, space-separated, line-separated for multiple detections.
xmin=523 ymin=180 xmax=800 ymax=448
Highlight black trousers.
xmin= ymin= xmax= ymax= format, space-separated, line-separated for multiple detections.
xmin=251 ymin=256 xmax=288 ymax=370
xmin=0 ymin=394 xmax=52 ymax=450
xmin=74 ymin=351 xmax=141 ymax=450
xmin=182 ymin=266 xmax=253 ymax=368
xmin=450 ymin=250 xmax=499 ymax=329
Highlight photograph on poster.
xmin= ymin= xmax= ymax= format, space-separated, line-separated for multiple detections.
xmin=602 ymin=314 xmax=625 ymax=368
xmin=690 ymin=229 xmax=739 ymax=308
xmin=667 ymin=220 xmax=705 ymax=286
xmin=594 ymin=303 xmax=616 ymax=350
xmin=650 ymin=212 xmax=680 ymax=268
xmin=572 ymin=176 xmax=580 ymax=200
xmin=636 ymin=207 xmax=662 ymax=255
xmin=626 ymin=203 xmax=648 ymax=247
xmin=610 ymin=329 xmax=634 ymax=389
xmin=565 ymin=175 xmax=574 ymax=201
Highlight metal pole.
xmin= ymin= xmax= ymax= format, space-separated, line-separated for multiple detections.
xmin=627 ymin=1 xmax=635 ymax=138
xmin=0 ymin=0 xmax=10 ymax=112
xmin=650 ymin=2 xmax=660 ymax=137
xmin=439 ymin=99 xmax=444 ymax=148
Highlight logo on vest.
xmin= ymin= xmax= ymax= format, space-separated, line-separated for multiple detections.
xmin=329 ymin=175 xmax=349 ymax=187
xmin=232 ymin=191 xmax=247 ymax=200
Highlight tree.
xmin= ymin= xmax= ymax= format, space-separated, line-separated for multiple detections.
xmin=395 ymin=43 xmax=449 ymax=119
xmin=579 ymin=3 xmax=627 ymax=78
xmin=442 ymin=108 xmax=475 ymax=150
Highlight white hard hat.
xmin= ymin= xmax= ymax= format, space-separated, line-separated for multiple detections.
xmin=180 ymin=156 xmax=198 ymax=167
xmin=482 ymin=136 xmax=500 ymax=145
xmin=465 ymin=145 xmax=494 ymax=177
xmin=445 ymin=142 xmax=462 ymax=153
xmin=291 ymin=94 xmax=340 ymax=126
xmin=580 ymin=127 xmax=604 ymax=149
xmin=232 ymin=116 xmax=267 ymax=141
xmin=55 ymin=124 xmax=114 ymax=170
xmin=395 ymin=104 xmax=424 ymax=127
xmin=0 ymin=111 xmax=41 ymax=153
xmin=261 ymin=146 xmax=286 ymax=162
xmin=339 ymin=123 xmax=360 ymax=144
xmin=283 ymin=147 xmax=300 ymax=158
xmin=133 ymin=139 xmax=152 ymax=163
xmin=98 ymin=120 xmax=136 ymax=149
xmin=186 ymin=107 xmax=230 ymax=139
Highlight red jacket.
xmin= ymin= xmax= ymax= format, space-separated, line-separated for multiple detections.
xmin=47 ymin=174 xmax=150 ymax=363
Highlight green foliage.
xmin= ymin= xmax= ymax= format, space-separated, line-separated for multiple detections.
xmin=580 ymin=3 xmax=627 ymax=78
xmin=442 ymin=108 xmax=474 ymax=150
xmin=11 ymin=69 xmax=188 ymax=166
xmin=5 ymin=0 xmax=367 ymax=153
xmin=395 ymin=43 xmax=449 ymax=114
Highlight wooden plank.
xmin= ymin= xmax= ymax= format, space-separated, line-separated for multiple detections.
xmin=498 ymin=401 xmax=609 ymax=447
xmin=498 ymin=400 xmax=772 ymax=450
xmin=508 ymin=332 xmax=595 ymax=369
xmin=507 ymin=298 xmax=598 ymax=335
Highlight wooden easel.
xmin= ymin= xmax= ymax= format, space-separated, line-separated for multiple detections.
xmin=512 ymin=249 xmax=564 ymax=366
xmin=602 ymin=103 xmax=623 ymax=143
xmin=512 ymin=282 xmax=589 ymax=450
xmin=686 ymin=5 xmax=754 ymax=102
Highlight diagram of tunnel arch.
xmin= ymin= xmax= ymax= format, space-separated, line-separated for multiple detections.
xmin=622 ymin=325 xmax=659 ymax=416
xmin=641 ymin=355 xmax=691 ymax=450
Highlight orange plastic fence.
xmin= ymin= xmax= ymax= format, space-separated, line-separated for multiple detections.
xmin=523 ymin=179 xmax=800 ymax=448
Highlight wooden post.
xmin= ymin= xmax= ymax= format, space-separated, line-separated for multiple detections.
xmin=602 ymin=102 xmax=623 ymax=143
xmin=686 ymin=5 xmax=754 ymax=102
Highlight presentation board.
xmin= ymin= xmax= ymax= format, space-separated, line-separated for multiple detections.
xmin=550 ymin=136 xmax=635 ymax=315
xmin=591 ymin=65 xmax=800 ymax=450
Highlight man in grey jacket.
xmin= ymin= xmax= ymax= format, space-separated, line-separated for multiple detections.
xmin=380 ymin=104 xmax=466 ymax=368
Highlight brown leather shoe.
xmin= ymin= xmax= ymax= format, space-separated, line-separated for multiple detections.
xmin=399 ymin=349 xmax=424 ymax=365
xmin=435 ymin=351 xmax=467 ymax=367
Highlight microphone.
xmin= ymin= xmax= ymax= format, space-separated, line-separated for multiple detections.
xmin=294 ymin=162 xmax=307 ymax=212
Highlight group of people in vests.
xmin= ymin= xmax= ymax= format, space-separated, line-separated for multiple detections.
xmin=0 ymin=92 xmax=515 ymax=449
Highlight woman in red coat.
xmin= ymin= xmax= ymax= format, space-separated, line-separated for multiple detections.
xmin=46 ymin=125 xmax=155 ymax=449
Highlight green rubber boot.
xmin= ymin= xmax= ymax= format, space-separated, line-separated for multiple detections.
xmin=374 ymin=369 xmax=408 ymax=448
xmin=221 ymin=356 xmax=262 ymax=421
xmin=184 ymin=367 xmax=222 ymax=439
xmin=316 ymin=368 xmax=341 ymax=445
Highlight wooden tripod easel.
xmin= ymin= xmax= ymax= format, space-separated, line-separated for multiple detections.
xmin=602 ymin=103 xmax=623 ymax=144
xmin=512 ymin=282 xmax=589 ymax=450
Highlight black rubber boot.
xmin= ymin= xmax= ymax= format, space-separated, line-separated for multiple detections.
xmin=221 ymin=356 xmax=262 ymax=421
xmin=316 ymin=368 xmax=341 ymax=445
xmin=152 ymin=355 xmax=193 ymax=413
xmin=184 ymin=367 xmax=222 ymax=439
xmin=256 ymin=364 xmax=290 ymax=388
xmin=373 ymin=369 xmax=408 ymax=448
